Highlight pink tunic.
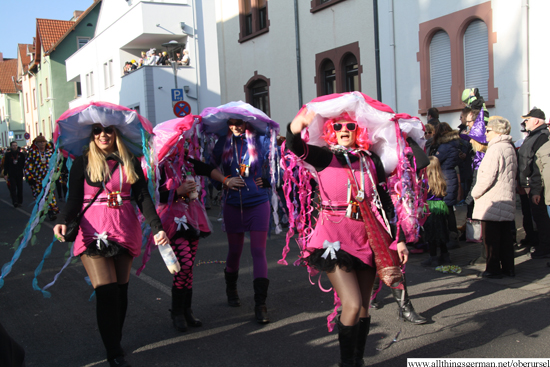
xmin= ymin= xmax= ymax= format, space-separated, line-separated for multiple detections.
xmin=73 ymin=161 xmax=143 ymax=257
xmin=159 ymin=198 xmax=212 ymax=240
xmin=306 ymin=155 xmax=379 ymax=267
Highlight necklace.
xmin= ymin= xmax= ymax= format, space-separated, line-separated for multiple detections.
xmin=103 ymin=165 xmax=124 ymax=208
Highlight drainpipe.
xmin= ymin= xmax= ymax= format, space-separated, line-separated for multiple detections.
xmin=388 ymin=0 xmax=398 ymax=111
xmin=294 ymin=0 xmax=303 ymax=108
xmin=191 ymin=0 xmax=200 ymax=113
xmin=522 ymin=0 xmax=530 ymax=112
xmin=373 ymin=0 xmax=382 ymax=102
xmin=28 ymin=70 xmax=41 ymax=136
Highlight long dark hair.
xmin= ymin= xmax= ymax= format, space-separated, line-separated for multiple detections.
xmin=432 ymin=122 xmax=453 ymax=147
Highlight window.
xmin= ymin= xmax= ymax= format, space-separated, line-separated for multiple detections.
xmin=15 ymin=134 xmax=22 ymax=140
xmin=417 ymin=2 xmax=497 ymax=114
xmin=311 ymin=0 xmax=347 ymax=13
xmin=33 ymin=88 xmax=36 ymax=109
xmin=77 ymin=37 xmax=90 ymax=49
xmin=25 ymin=93 xmax=29 ymax=112
xmin=464 ymin=20 xmax=489 ymax=99
xmin=109 ymin=60 xmax=114 ymax=87
xmin=429 ymin=31 xmax=452 ymax=107
xmin=48 ymin=116 xmax=52 ymax=137
xmin=45 ymin=78 xmax=49 ymax=97
xmin=322 ymin=60 xmax=336 ymax=95
xmin=244 ymin=72 xmax=270 ymax=116
xmin=75 ymin=82 xmax=82 ymax=97
xmin=40 ymin=83 xmax=44 ymax=105
xmin=315 ymin=42 xmax=361 ymax=96
xmin=239 ymin=0 xmax=270 ymax=43
xmin=103 ymin=61 xmax=111 ymax=89
xmin=343 ymin=53 xmax=359 ymax=92
xmin=86 ymin=72 xmax=95 ymax=97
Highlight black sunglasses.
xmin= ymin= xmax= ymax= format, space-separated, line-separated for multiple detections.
xmin=92 ymin=126 xmax=115 ymax=135
xmin=228 ymin=119 xmax=244 ymax=126
xmin=333 ymin=122 xmax=357 ymax=132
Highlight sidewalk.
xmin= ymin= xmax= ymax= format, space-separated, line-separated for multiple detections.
xmin=407 ymin=204 xmax=550 ymax=295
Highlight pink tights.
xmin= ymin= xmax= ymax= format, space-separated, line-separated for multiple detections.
xmin=225 ymin=231 xmax=268 ymax=279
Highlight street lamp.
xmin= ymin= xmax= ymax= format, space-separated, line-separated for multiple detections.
xmin=162 ymin=40 xmax=185 ymax=89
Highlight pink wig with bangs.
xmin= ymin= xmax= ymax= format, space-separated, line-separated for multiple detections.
xmin=322 ymin=112 xmax=371 ymax=149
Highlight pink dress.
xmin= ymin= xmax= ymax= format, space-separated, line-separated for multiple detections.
xmin=74 ymin=161 xmax=143 ymax=257
xmin=160 ymin=198 xmax=212 ymax=240
xmin=306 ymin=155 xmax=379 ymax=267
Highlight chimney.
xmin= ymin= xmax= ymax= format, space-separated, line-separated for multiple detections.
xmin=0 ymin=52 xmax=3 ymax=62
xmin=73 ymin=11 xmax=84 ymax=21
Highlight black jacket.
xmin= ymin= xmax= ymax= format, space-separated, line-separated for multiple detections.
xmin=518 ymin=124 xmax=550 ymax=195
xmin=2 ymin=148 xmax=26 ymax=177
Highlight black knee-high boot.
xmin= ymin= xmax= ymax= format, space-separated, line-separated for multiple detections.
xmin=183 ymin=288 xmax=202 ymax=327
xmin=224 ymin=269 xmax=241 ymax=307
xmin=337 ymin=317 xmax=360 ymax=367
xmin=354 ymin=317 xmax=371 ymax=367
xmin=390 ymin=276 xmax=427 ymax=325
xmin=118 ymin=283 xmax=129 ymax=338
xmin=253 ymin=278 xmax=269 ymax=324
xmin=171 ymin=286 xmax=188 ymax=332
xmin=95 ymin=283 xmax=124 ymax=361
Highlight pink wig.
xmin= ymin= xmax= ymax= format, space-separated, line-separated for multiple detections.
xmin=322 ymin=112 xmax=371 ymax=149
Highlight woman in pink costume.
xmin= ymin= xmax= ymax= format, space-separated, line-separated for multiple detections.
xmin=287 ymin=108 xmax=409 ymax=367
xmin=53 ymin=122 xmax=169 ymax=367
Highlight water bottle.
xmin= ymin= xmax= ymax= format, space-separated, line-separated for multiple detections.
xmin=158 ymin=244 xmax=181 ymax=274
xmin=186 ymin=171 xmax=199 ymax=200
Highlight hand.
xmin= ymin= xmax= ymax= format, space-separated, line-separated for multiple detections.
xmin=154 ymin=231 xmax=170 ymax=246
xmin=532 ymin=195 xmax=541 ymax=205
xmin=225 ymin=177 xmax=245 ymax=191
xmin=53 ymin=224 xmax=67 ymax=242
xmin=255 ymin=177 xmax=264 ymax=188
xmin=176 ymin=180 xmax=197 ymax=196
xmin=290 ymin=108 xmax=316 ymax=134
xmin=396 ymin=241 xmax=409 ymax=264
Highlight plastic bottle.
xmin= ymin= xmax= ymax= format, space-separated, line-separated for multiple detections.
xmin=186 ymin=171 xmax=199 ymax=200
xmin=158 ymin=244 xmax=181 ymax=274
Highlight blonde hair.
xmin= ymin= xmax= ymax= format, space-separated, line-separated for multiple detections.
xmin=487 ymin=115 xmax=511 ymax=135
xmin=471 ymin=139 xmax=488 ymax=153
xmin=425 ymin=124 xmax=434 ymax=134
xmin=426 ymin=156 xmax=447 ymax=198
xmin=86 ymin=127 xmax=139 ymax=184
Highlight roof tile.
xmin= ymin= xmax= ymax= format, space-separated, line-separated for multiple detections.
xmin=36 ymin=19 xmax=75 ymax=54
xmin=0 ymin=59 xmax=19 ymax=94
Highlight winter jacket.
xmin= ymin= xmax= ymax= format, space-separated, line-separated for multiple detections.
xmin=2 ymin=148 xmax=26 ymax=177
xmin=431 ymin=131 xmax=461 ymax=206
xmin=471 ymin=135 xmax=517 ymax=222
xmin=535 ymin=140 xmax=550 ymax=205
xmin=518 ymin=124 xmax=549 ymax=195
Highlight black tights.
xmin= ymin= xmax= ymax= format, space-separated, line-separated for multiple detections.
xmin=326 ymin=266 xmax=376 ymax=326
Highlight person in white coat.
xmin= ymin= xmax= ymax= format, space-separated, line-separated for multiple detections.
xmin=471 ymin=116 xmax=517 ymax=278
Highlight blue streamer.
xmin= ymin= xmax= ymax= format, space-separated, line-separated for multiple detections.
xmin=0 ymin=148 xmax=59 ymax=288
xmin=32 ymin=234 xmax=58 ymax=298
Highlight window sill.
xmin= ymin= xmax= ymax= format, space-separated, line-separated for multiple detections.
xmin=238 ymin=27 xmax=269 ymax=43
xmin=311 ymin=0 xmax=347 ymax=13
xmin=418 ymin=100 xmax=495 ymax=115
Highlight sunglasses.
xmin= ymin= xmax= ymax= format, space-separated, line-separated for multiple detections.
xmin=333 ymin=122 xmax=357 ymax=132
xmin=228 ymin=120 xmax=244 ymax=127
xmin=93 ymin=126 xmax=115 ymax=135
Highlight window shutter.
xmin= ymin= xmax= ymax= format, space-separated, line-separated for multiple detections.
xmin=464 ymin=20 xmax=489 ymax=100
xmin=430 ymin=31 xmax=452 ymax=107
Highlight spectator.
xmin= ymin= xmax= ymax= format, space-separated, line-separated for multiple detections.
xmin=3 ymin=141 xmax=26 ymax=207
xmin=147 ymin=49 xmax=159 ymax=65
xmin=458 ymin=107 xmax=472 ymax=134
xmin=471 ymin=116 xmax=517 ymax=278
xmin=427 ymin=107 xmax=440 ymax=127
xmin=518 ymin=107 xmax=550 ymax=259
xmin=123 ymin=62 xmax=131 ymax=75
xmin=140 ymin=51 xmax=148 ymax=66
xmin=462 ymin=88 xmax=489 ymax=124
xmin=181 ymin=49 xmax=190 ymax=66
xmin=464 ymin=111 xmax=488 ymax=227
xmin=429 ymin=122 xmax=461 ymax=249
xmin=157 ymin=51 xmax=168 ymax=65
xmin=424 ymin=124 xmax=434 ymax=152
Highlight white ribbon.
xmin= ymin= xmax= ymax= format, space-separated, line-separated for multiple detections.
xmin=321 ymin=240 xmax=340 ymax=260
xmin=94 ymin=232 xmax=110 ymax=250
xmin=174 ymin=216 xmax=189 ymax=231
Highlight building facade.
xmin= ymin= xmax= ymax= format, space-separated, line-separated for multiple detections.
xmin=65 ymin=0 xmax=221 ymax=126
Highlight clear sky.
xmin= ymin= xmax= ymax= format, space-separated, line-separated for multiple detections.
xmin=0 ymin=0 xmax=96 ymax=59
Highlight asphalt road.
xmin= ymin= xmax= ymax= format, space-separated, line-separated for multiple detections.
xmin=1 ymin=179 xmax=549 ymax=367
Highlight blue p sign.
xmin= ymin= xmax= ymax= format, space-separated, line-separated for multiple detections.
xmin=172 ymin=89 xmax=184 ymax=102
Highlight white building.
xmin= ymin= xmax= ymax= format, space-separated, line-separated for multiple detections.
xmin=377 ymin=0 xmax=550 ymax=139
xmin=215 ymin=0 xmax=378 ymax=130
xmin=65 ymin=0 xmax=221 ymax=125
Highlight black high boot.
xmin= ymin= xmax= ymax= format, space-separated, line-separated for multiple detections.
xmin=253 ymin=278 xmax=269 ymax=324
xmin=183 ymin=288 xmax=202 ymax=327
xmin=390 ymin=277 xmax=427 ymax=325
xmin=95 ymin=283 xmax=128 ymax=366
xmin=224 ymin=269 xmax=241 ymax=307
xmin=337 ymin=317 xmax=360 ymax=367
xmin=171 ymin=286 xmax=188 ymax=332
xmin=118 ymin=283 xmax=129 ymax=338
xmin=354 ymin=317 xmax=371 ymax=367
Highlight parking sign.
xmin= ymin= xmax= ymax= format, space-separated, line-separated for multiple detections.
xmin=172 ymin=89 xmax=184 ymax=102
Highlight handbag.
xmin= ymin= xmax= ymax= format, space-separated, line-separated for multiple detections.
xmin=64 ymin=163 xmax=119 ymax=242
xmin=465 ymin=218 xmax=482 ymax=243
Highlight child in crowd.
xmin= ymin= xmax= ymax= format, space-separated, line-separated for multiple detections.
xmin=422 ymin=156 xmax=451 ymax=267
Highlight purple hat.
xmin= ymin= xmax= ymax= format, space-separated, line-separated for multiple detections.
xmin=467 ymin=110 xmax=487 ymax=144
